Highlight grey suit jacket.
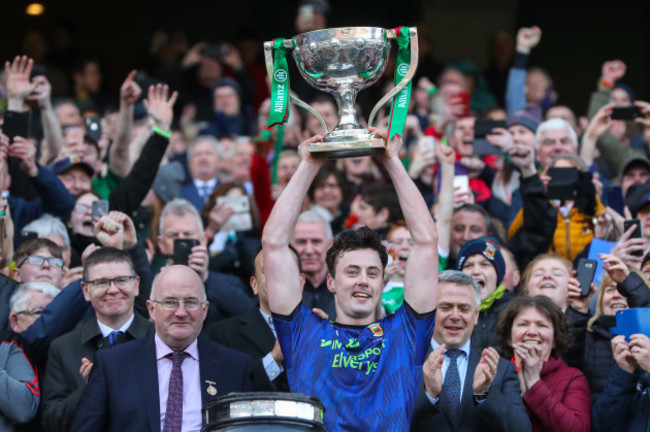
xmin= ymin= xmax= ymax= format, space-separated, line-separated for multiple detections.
xmin=411 ymin=344 xmax=531 ymax=432
xmin=41 ymin=313 xmax=154 ymax=432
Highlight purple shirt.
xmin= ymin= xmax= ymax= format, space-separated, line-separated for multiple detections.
xmin=155 ymin=334 xmax=202 ymax=432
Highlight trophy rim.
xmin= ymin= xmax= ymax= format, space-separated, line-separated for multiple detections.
xmin=292 ymin=26 xmax=387 ymax=41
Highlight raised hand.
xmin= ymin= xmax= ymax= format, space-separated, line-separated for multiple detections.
xmin=94 ymin=214 xmax=124 ymax=249
xmin=144 ymin=83 xmax=178 ymax=132
xmin=26 ymin=75 xmax=52 ymax=109
xmin=106 ymin=211 xmax=137 ymax=249
xmin=567 ymin=273 xmax=595 ymax=314
xmin=634 ymin=101 xmax=650 ymax=128
xmin=486 ymin=127 xmax=514 ymax=153
xmin=585 ymin=103 xmax=615 ymax=140
xmin=473 ymin=347 xmax=500 ymax=395
xmin=600 ymin=253 xmax=631 ymax=283
xmin=611 ymin=335 xmax=636 ymax=374
xmin=516 ymin=26 xmax=542 ymax=54
xmin=508 ymin=144 xmax=536 ymax=178
xmin=297 ymin=134 xmax=327 ymax=166
xmin=629 ymin=334 xmax=650 ymax=373
xmin=120 ymin=70 xmax=142 ymax=105
xmin=5 ymin=55 xmax=36 ymax=101
xmin=601 ymin=60 xmax=626 ymax=83
xmin=422 ymin=344 xmax=445 ymax=398
xmin=610 ymin=224 xmax=646 ymax=269
xmin=188 ymin=243 xmax=209 ymax=282
xmin=204 ymin=201 xmax=235 ymax=239
xmin=513 ymin=342 xmax=543 ymax=393
xmin=8 ymin=136 xmax=38 ymax=176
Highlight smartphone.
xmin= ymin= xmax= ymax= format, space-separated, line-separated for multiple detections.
xmin=2 ymin=111 xmax=29 ymax=142
xmin=453 ymin=175 xmax=470 ymax=195
xmin=624 ymin=219 xmax=643 ymax=257
xmin=418 ymin=136 xmax=436 ymax=154
xmin=611 ymin=106 xmax=643 ymax=120
xmin=30 ymin=64 xmax=46 ymax=80
xmin=546 ymin=167 xmax=579 ymax=200
xmin=84 ymin=116 xmax=102 ymax=144
xmin=474 ymin=119 xmax=507 ymax=139
xmin=173 ymin=238 xmax=200 ymax=265
xmin=217 ymin=195 xmax=253 ymax=231
xmin=91 ymin=200 xmax=109 ymax=220
xmin=576 ymin=258 xmax=597 ymax=297
xmin=473 ymin=138 xmax=502 ymax=156
xmin=606 ymin=185 xmax=625 ymax=216
xmin=456 ymin=91 xmax=470 ymax=117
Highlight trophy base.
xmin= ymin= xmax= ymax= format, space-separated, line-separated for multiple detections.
xmin=308 ymin=130 xmax=385 ymax=159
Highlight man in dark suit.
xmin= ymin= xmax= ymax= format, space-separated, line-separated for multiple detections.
xmin=178 ymin=136 xmax=222 ymax=212
xmin=206 ymin=247 xmax=302 ymax=391
xmin=42 ymin=247 xmax=155 ymax=432
xmin=411 ymin=270 xmax=530 ymax=432
xmin=157 ymin=198 xmax=254 ymax=324
xmin=70 ymin=264 xmax=253 ymax=432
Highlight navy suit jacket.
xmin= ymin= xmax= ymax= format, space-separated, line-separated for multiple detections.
xmin=411 ymin=346 xmax=531 ymax=432
xmin=70 ymin=335 xmax=253 ymax=432
xmin=179 ymin=182 xmax=207 ymax=213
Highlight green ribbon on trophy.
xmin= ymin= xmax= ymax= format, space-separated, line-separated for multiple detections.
xmin=387 ymin=27 xmax=412 ymax=140
xmin=267 ymin=38 xmax=294 ymax=127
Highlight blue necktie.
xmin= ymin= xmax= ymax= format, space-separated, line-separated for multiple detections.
xmin=108 ymin=331 xmax=124 ymax=348
xmin=441 ymin=349 xmax=462 ymax=421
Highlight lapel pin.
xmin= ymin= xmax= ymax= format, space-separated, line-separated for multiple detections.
xmin=206 ymin=380 xmax=217 ymax=396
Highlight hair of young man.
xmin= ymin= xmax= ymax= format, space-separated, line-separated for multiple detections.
xmin=325 ymin=226 xmax=388 ymax=277
xmin=82 ymin=247 xmax=136 ymax=282
xmin=14 ymin=238 xmax=63 ymax=268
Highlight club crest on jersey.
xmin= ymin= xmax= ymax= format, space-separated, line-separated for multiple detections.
xmin=368 ymin=323 xmax=383 ymax=337
xmin=483 ymin=242 xmax=496 ymax=259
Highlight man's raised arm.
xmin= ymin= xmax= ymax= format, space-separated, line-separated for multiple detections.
xmin=372 ymin=128 xmax=438 ymax=313
xmin=262 ymin=135 xmax=326 ymax=315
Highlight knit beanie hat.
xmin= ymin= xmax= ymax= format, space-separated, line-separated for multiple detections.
xmin=456 ymin=236 xmax=506 ymax=286
xmin=507 ymin=104 xmax=543 ymax=133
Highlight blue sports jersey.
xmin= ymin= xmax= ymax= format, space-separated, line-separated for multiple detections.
xmin=274 ymin=302 xmax=435 ymax=432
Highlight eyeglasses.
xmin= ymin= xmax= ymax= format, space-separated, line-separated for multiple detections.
xmin=18 ymin=256 xmax=65 ymax=268
xmin=85 ymin=275 xmax=136 ymax=290
xmin=16 ymin=307 xmax=44 ymax=317
xmin=74 ymin=204 xmax=91 ymax=213
xmin=151 ymin=298 xmax=204 ymax=311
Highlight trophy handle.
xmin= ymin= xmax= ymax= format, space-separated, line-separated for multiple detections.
xmin=263 ymin=40 xmax=330 ymax=134
xmin=367 ymin=27 xmax=419 ymax=129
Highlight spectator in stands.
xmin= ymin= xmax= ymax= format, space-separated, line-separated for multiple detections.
xmin=497 ymin=295 xmax=591 ymax=432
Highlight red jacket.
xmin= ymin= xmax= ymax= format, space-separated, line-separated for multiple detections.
xmin=522 ymin=355 xmax=591 ymax=432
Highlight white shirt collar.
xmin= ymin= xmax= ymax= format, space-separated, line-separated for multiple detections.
xmin=97 ymin=314 xmax=135 ymax=338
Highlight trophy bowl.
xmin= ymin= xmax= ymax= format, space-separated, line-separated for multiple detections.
xmin=265 ymin=26 xmax=418 ymax=158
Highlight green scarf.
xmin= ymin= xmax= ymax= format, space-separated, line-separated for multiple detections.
xmin=479 ymin=283 xmax=506 ymax=312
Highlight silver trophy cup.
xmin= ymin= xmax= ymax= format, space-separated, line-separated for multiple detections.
xmin=264 ymin=27 xmax=418 ymax=158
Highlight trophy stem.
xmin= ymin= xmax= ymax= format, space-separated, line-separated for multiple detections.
xmin=331 ymin=85 xmax=362 ymax=131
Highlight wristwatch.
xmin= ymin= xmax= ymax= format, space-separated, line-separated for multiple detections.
xmin=473 ymin=392 xmax=488 ymax=404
